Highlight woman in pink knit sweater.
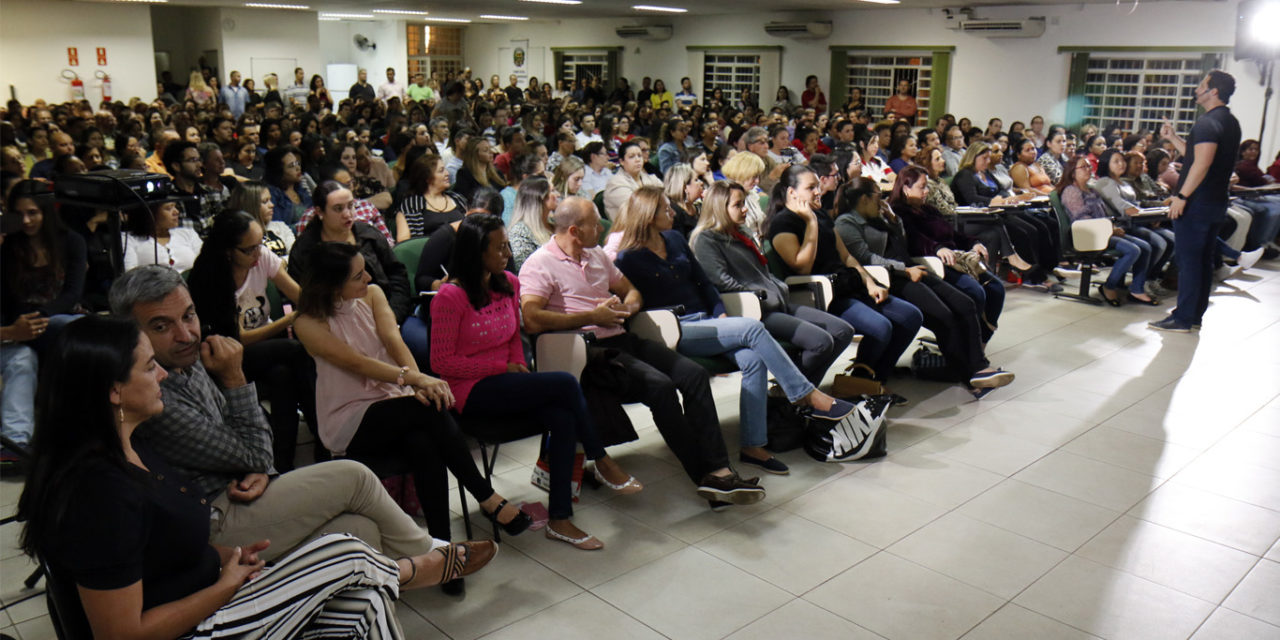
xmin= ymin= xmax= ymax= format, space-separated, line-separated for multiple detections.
xmin=430 ymin=215 xmax=642 ymax=551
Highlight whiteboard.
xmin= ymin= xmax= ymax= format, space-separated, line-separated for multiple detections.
xmin=327 ymin=63 xmax=359 ymax=102
xmin=250 ymin=57 xmax=297 ymax=96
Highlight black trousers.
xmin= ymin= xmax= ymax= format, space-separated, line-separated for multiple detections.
xmin=594 ymin=332 xmax=731 ymax=482
xmin=242 ymin=337 xmax=318 ymax=473
xmin=346 ymin=396 xmax=496 ymax=542
xmin=889 ymin=273 xmax=989 ymax=380
xmin=1006 ymin=211 xmax=1060 ymax=282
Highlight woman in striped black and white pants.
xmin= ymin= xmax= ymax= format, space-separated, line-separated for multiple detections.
xmin=16 ymin=316 xmax=496 ymax=640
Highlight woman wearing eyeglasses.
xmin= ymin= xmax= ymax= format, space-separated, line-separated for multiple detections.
xmin=188 ymin=210 xmax=318 ymax=472
xmin=265 ymin=145 xmax=312 ymax=227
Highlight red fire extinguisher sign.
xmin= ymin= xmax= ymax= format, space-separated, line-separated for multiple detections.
xmin=96 ymin=47 xmax=107 ymax=65
xmin=68 ymin=47 xmax=79 ymax=66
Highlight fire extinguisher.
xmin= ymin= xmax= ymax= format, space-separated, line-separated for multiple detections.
xmin=62 ymin=69 xmax=84 ymax=101
xmin=96 ymin=70 xmax=112 ymax=102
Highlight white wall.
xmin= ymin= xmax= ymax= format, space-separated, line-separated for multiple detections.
xmin=464 ymin=2 xmax=1278 ymax=156
xmin=0 ymin=0 xmax=156 ymax=104
xmin=219 ymin=8 xmax=323 ymax=95
xmin=151 ymin=6 xmax=224 ymax=83
xmin=318 ymin=18 xmax=410 ymax=100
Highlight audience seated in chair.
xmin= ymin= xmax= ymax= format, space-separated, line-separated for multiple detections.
xmin=520 ymin=196 xmax=768 ymax=508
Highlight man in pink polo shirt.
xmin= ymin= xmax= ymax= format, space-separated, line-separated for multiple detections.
xmin=519 ymin=197 xmax=764 ymax=510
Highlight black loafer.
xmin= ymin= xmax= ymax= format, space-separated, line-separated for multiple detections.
xmin=739 ymin=452 xmax=790 ymax=475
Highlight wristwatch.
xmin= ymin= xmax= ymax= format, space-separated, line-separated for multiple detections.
xmin=395 ymin=366 xmax=410 ymax=386
xmin=1174 ymin=193 xmax=1188 ymax=201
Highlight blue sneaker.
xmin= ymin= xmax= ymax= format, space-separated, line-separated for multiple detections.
xmin=1148 ymin=317 xmax=1193 ymax=333
xmin=809 ymin=397 xmax=856 ymax=421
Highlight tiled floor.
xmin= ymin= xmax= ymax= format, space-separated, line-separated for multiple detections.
xmin=3 ymin=262 xmax=1279 ymax=639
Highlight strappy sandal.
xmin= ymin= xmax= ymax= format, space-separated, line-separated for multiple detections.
xmin=545 ymin=525 xmax=604 ymax=551
xmin=482 ymin=499 xmax=532 ymax=536
xmin=399 ymin=540 xmax=498 ymax=589
xmin=592 ymin=465 xmax=643 ymax=494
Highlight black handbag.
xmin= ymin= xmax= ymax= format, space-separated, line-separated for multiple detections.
xmin=910 ymin=340 xmax=955 ymax=382
xmin=766 ymin=395 xmax=807 ymax=452
xmin=830 ymin=267 xmax=869 ymax=301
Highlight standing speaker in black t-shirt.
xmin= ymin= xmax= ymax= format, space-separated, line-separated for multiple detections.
xmin=1150 ymin=70 xmax=1242 ymax=332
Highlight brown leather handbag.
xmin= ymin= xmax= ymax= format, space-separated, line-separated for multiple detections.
xmin=832 ymin=363 xmax=885 ymax=397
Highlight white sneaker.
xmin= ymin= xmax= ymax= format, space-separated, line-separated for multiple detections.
xmin=1238 ymin=247 xmax=1264 ymax=271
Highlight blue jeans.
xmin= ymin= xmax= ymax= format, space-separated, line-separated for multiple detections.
xmin=1172 ymin=213 xmax=1223 ymax=325
xmin=1237 ymin=196 xmax=1280 ymax=251
xmin=0 ymin=344 xmax=38 ymax=447
xmin=828 ymin=296 xmax=923 ymax=382
xmin=676 ymin=314 xmax=816 ymax=449
xmin=1130 ymin=226 xmax=1174 ymax=279
xmin=1105 ymin=235 xmax=1151 ymax=294
xmin=943 ymin=269 xmax=1003 ymax=342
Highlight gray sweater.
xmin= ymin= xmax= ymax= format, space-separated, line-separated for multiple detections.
xmin=690 ymin=228 xmax=790 ymax=313
xmin=1092 ymin=177 xmax=1140 ymax=216
xmin=834 ymin=211 xmax=910 ymax=272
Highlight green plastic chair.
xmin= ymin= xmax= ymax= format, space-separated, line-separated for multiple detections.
xmin=393 ymin=237 xmax=428 ymax=286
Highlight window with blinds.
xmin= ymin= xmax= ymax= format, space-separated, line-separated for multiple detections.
xmin=407 ymin=25 xmax=464 ymax=81
xmin=1080 ymin=54 xmax=1221 ymax=135
xmin=845 ymin=54 xmax=933 ymax=122
xmin=703 ymin=53 xmax=761 ymax=104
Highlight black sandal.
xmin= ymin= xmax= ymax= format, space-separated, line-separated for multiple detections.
xmin=1099 ymin=285 xmax=1122 ymax=307
xmin=1126 ymin=293 xmax=1160 ymax=306
xmin=483 ymin=499 xmax=532 ymax=536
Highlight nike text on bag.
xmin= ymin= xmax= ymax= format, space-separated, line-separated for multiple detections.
xmin=804 ymin=395 xmax=891 ymax=463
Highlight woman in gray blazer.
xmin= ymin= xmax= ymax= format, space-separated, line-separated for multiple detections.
xmin=690 ymin=181 xmax=855 ymax=388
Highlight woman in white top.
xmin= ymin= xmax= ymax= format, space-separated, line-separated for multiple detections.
xmin=122 ymin=200 xmax=203 ymax=272
xmin=602 ymin=140 xmax=661 ymax=221
xmin=578 ymin=141 xmax=614 ymax=199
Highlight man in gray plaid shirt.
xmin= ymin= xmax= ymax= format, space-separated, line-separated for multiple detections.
xmin=109 ymin=266 xmax=455 ymax=564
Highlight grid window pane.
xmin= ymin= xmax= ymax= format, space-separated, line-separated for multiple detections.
xmin=562 ymin=53 xmax=610 ymax=86
xmin=846 ymin=51 xmax=932 ymax=123
xmin=406 ymin=24 xmax=463 ymax=87
xmin=1079 ymin=53 xmax=1220 ymax=136
xmin=703 ymin=53 xmax=760 ymax=105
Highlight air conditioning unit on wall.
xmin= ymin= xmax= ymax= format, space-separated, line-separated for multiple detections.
xmin=959 ymin=17 xmax=1046 ymax=37
xmin=615 ymin=25 xmax=673 ymax=40
xmin=764 ymin=21 xmax=833 ymax=39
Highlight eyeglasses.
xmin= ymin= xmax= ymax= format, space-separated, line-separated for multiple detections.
xmin=285 ymin=161 xmax=301 ymax=169
xmin=233 ymin=243 xmax=262 ymax=257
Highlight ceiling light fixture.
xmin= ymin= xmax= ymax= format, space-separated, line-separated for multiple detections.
xmin=372 ymin=9 xmax=430 ymax=15
xmin=422 ymin=16 xmax=472 ymax=22
xmin=855 ymin=0 xmax=901 ymax=4
xmin=319 ymin=12 xmax=373 ymax=18
xmin=244 ymin=2 xmax=311 ymax=9
xmin=110 ymin=0 xmax=169 ymax=4
xmin=632 ymin=4 xmax=687 ymax=13
xmin=520 ymin=0 xmax=582 ymax=4
xmin=480 ymin=14 xmax=529 ymax=20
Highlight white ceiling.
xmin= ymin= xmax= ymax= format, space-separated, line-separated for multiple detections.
xmin=90 ymin=0 xmax=1217 ymax=22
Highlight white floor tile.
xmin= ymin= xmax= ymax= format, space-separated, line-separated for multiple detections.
xmin=908 ymin=419 xmax=1056 ymax=477
xmin=477 ymin=593 xmax=665 ymax=640
xmin=1128 ymin=482 xmax=1280 ymax=556
xmin=961 ymin=604 xmax=1101 ymax=640
xmin=398 ymin=546 xmax=583 ymax=640
xmin=1075 ymin=515 xmax=1259 ymax=603
xmin=889 ymin=512 xmax=1068 ymax=599
xmin=1013 ymin=450 xmax=1160 ymax=512
xmin=1191 ymin=607 xmax=1280 ymax=640
xmin=594 ymin=547 xmax=792 ymax=640
xmin=805 ymin=551 xmax=1004 ymax=640
xmin=781 ymin=475 xmax=947 ymax=548
xmin=1015 ymin=555 xmax=1215 ymax=640
xmin=697 ymin=506 xmax=877 ymax=595
xmin=957 ymin=480 xmax=1121 ymax=552
xmin=724 ymin=598 xmax=886 ymax=640
xmin=1223 ymin=559 xmax=1280 ymax=627
xmin=1061 ymin=426 xmax=1201 ymax=480
xmin=855 ymin=451 xmax=1004 ymax=510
